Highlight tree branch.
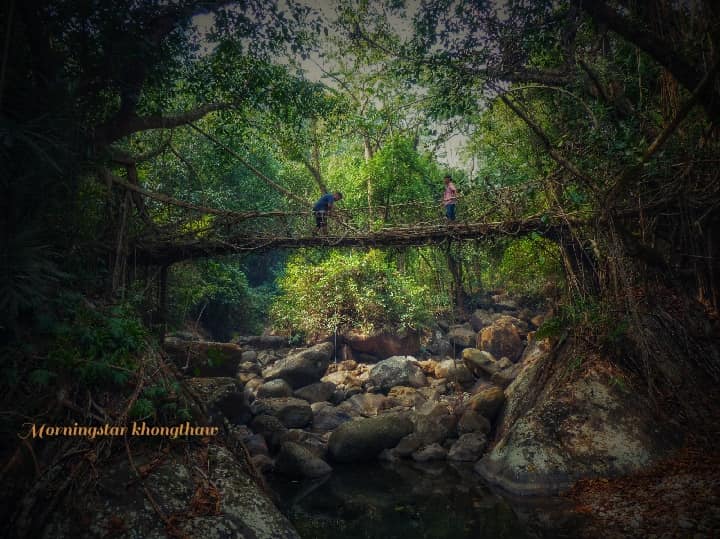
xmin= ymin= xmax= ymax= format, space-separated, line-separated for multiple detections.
xmin=108 ymin=136 xmax=172 ymax=165
xmin=96 ymin=102 xmax=233 ymax=145
xmin=497 ymin=92 xmax=599 ymax=195
xmin=186 ymin=121 xmax=310 ymax=205
xmin=578 ymin=58 xmax=658 ymax=140
xmin=95 ymin=0 xmax=236 ymax=145
xmin=106 ymin=170 xmax=263 ymax=218
xmin=575 ymin=0 xmax=720 ymax=119
xmin=606 ymin=57 xmax=720 ymax=206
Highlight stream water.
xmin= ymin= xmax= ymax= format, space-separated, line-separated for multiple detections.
xmin=269 ymin=460 xmax=577 ymax=539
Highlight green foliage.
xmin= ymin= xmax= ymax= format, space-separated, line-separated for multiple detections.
xmin=129 ymin=380 xmax=187 ymax=421
xmin=537 ymin=297 xmax=629 ymax=354
xmin=361 ymin=135 xmax=439 ymax=211
xmin=48 ymin=301 xmax=147 ymax=387
xmin=488 ymin=235 xmax=564 ymax=299
xmin=271 ymin=249 xmax=430 ymax=336
xmin=168 ymin=259 xmax=273 ymax=340
xmin=534 ymin=316 xmax=565 ymax=341
xmin=129 ymin=398 xmax=155 ymax=420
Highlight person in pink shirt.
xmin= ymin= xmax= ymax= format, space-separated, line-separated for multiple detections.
xmin=442 ymin=174 xmax=458 ymax=221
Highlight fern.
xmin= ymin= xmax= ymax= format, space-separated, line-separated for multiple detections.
xmin=129 ymin=398 xmax=155 ymax=420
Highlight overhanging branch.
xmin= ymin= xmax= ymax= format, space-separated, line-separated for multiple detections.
xmin=96 ymin=103 xmax=233 ymax=145
xmin=186 ymin=121 xmax=311 ymax=205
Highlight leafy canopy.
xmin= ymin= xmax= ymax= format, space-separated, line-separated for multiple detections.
xmin=271 ymin=249 xmax=430 ymax=337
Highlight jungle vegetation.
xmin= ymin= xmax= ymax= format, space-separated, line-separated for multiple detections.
xmin=1 ymin=0 xmax=719 ymax=467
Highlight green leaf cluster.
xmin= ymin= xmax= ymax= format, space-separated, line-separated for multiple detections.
xmin=168 ymin=259 xmax=272 ymax=340
xmin=47 ymin=302 xmax=147 ymax=387
xmin=490 ymin=235 xmax=564 ymax=299
xmin=271 ymin=249 xmax=430 ymax=336
xmin=129 ymin=380 xmax=191 ymax=422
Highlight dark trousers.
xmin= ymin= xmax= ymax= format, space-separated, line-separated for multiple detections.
xmin=445 ymin=204 xmax=456 ymax=221
xmin=314 ymin=211 xmax=328 ymax=228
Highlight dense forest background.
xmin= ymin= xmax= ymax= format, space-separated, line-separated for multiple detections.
xmin=1 ymin=1 xmax=719 ymax=530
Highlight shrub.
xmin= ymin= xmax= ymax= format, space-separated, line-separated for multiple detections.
xmin=271 ymin=249 xmax=430 ymax=336
xmin=167 ymin=260 xmax=272 ymax=340
xmin=48 ymin=301 xmax=147 ymax=387
xmin=491 ymin=234 xmax=564 ymax=298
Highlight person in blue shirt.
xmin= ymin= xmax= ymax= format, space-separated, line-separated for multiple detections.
xmin=312 ymin=191 xmax=343 ymax=235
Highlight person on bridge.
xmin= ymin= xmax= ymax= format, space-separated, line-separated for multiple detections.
xmin=312 ymin=191 xmax=343 ymax=235
xmin=442 ymin=174 xmax=458 ymax=221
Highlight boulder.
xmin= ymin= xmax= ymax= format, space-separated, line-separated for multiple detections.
xmin=251 ymin=454 xmax=274 ymax=474
xmin=462 ymin=348 xmax=500 ymax=377
xmin=340 ymin=358 xmax=358 ymax=370
xmin=250 ymin=415 xmax=288 ymax=451
xmin=344 ymin=329 xmax=420 ymax=360
xmin=417 ymin=387 xmax=442 ymax=402
xmin=469 ymin=309 xmax=502 ymax=332
xmin=311 ymin=403 xmax=353 ymax=433
xmin=394 ymin=433 xmax=424 ymax=457
xmin=293 ymin=381 xmax=336 ymax=403
xmin=321 ymin=370 xmax=357 ymax=387
xmin=44 ymin=445 xmax=299 ymax=539
xmin=250 ymin=398 xmax=313 ymax=429
xmin=491 ymin=293 xmax=518 ymax=310
xmin=387 ymin=386 xmax=426 ymax=408
xmin=263 ymin=342 xmax=334 ymax=389
xmin=412 ymin=401 xmax=457 ymax=446
xmin=466 ymin=386 xmax=506 ymax=421
xmin=325 ymin=359 xmax=357 ymax=373
xmin=336 ymin=393 xmax=388 ymax=417
xmin=428 ymin=337 xmax=452 ymax=358
xmin=412 ymin=443 xmax=447 ymax=462
xmin=238 ymin=372 xmax=258 ymax=386
xmin=368 ymin=356 xmax=427 ymax=392
xmin=497 ymin=357 xmax=514 ymax=369
xmin=256 ymin=350 xmax=278 ymax=366
xmin=275 ymin=442 xmax=332 ymax=479
xmin=185 ymin=377 xmax=251 ymax=425
xmin=448 ymin=433 xmax=488 ymax=461
xmin=434 ymin=359 xmax=474 ymax=383
xmin=241 ymin=350 xmax=258 ymax=363
xmin=257 ymin=379 xmax=294 ymax=399
xmin=328 ymin=413 xmax=413 ymax=462
xmin=278 ymin=430 xmax=328 ymax=458
xmin=457 ymin=409 xmax=491 ymax=435
xmin=236 ymin=335 xmax=287 ymax=349
xmin=243 ymin=378 xmax=264 ymax=401
xmin=477 ymin=316 xmax=524 ymax=362
xmin=164 ymin=341 xmax=245 ymax=377
xmin=491 ymin=364 xmax=522 ymax=388
xmin=447 ymin=325 xmax=477 ymax=348
xmin=417 ymin=359 xmax=439 ymax=376
xmin=475 ymin=347 xmax=682 ymax=495
xmin=244 ymin=434 xmax=269 ymax=457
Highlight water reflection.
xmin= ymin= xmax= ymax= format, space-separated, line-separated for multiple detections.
xmin=269 ymin=461 xmax=538 ymax=539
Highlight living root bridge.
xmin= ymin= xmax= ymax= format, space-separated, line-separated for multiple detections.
xmin=135 ymin=217 xmax=573 ymax=265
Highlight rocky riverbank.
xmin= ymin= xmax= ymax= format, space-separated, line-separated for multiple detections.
xmin=164 ymin=294 xmax=679 ymax=500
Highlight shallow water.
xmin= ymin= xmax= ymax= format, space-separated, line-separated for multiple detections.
xmin=269 ymin=460 xmax=568 ymax=539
